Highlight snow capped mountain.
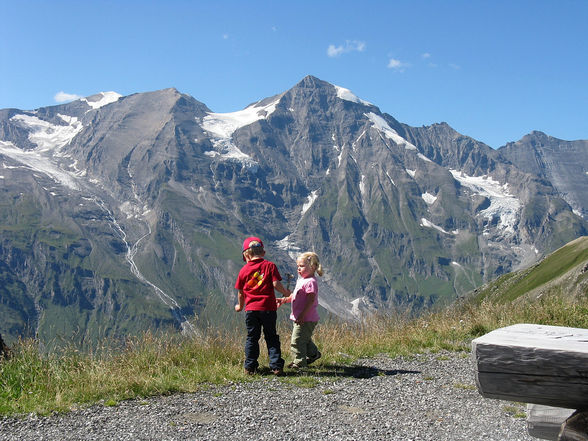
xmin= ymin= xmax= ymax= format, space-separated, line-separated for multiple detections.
xmin=0 ymin=76 xmax=585 ymax=347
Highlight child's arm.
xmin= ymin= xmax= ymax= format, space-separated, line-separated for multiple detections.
xmin=234 ymin=289 xmax=245 ymax=312
xmin=295 ymin=292 xmax=316 ymax=324
xmin=273 ymin=280 xmax=291 ymax=297
xmin=273 ymin=280 xmax=291 ymax=308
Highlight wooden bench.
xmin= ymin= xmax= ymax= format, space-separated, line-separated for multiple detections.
xmin=527 ymin=404 xmax=575 ymax=440
xmin=471 ymin=324 xmax=588 ymax=440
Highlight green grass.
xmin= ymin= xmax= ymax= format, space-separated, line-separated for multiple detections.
xmin=502 ymin=243 xmax=587 ymax=302
xmin=473 ymin=236 xmax=588 ymax=303
xmin=1 ymin=294 xmax=587 ymax=416
xmin=503 ymin=403 xmax=527 ymax=419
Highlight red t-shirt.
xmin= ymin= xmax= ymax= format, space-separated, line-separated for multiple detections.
xmin=235 ymin=258 xmax=282 ymax=311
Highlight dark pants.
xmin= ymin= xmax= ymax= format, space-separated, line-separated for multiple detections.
xmin=244 ymin=310 xmax=284 ymax=371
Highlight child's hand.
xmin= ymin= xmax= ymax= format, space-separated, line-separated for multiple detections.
xmin=276 ymin=296 xmax=290 ymax=307
xmin=235 ymin=304 xmax=243 ymax=312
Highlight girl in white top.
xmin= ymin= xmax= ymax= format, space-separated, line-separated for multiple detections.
xmin=278 ymin=252 xmax=323 ymax=368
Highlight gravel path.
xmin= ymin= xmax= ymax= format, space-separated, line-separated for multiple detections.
xmin=0 ymin=352 xmax=535 ymax=441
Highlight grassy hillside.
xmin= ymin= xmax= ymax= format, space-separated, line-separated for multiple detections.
xmin=0 ymin=237 xmax=587 ymax=416
xmin=470 ymin=236 xmax=588 ymax=304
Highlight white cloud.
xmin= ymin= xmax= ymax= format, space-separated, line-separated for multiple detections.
xmin=54 ymin=91 xmax=82 ymax=103
xmin=387 ymin=58 xmax=410 ymax=71
xmin=327 ymin=40 xmax=366 ymax=58
xmin=327 ymin=45 xmax=344 ymax=57
xmin=422 ymin=52 xmax=431 ymax=59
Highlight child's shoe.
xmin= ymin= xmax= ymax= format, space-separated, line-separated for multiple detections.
xmin=307 ymin=352 xmax=322 ymax=365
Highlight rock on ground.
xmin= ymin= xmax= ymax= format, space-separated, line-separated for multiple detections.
xmin=0 ymin=352 xmax=535 ymax=441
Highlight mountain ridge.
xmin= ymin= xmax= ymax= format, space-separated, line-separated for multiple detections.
xmin=0 ymin=75 xmax=586 ymax=346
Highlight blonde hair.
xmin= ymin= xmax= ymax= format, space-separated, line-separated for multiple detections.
xmin=298 ymin=251 xmax=324 ymax=277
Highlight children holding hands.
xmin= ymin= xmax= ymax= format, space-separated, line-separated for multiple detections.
xmin=235 ymin=238 xmax=323 ymax=374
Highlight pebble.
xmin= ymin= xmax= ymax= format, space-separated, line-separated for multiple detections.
xmin=0 ymin=352 xmax=535 ymax=441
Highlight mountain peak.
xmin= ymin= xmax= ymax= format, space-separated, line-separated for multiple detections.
xmin=287 ymin=75 xmax=373 ymax=109
xmin=522 ymin=130 xmax=549 ymax=142
xmin=298 ymin=75 xmax=327 ymax=87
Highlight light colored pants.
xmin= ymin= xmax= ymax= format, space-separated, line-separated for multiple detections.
xmin=290 ymin=321 xmax=319 ymax=367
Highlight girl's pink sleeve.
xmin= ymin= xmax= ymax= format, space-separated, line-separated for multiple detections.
xmin=304 ymin=279 xmax=318 ymax=295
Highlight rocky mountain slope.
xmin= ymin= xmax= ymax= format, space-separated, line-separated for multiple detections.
xmin=498 ymin=131 xmax=588 ymax=219
xmin=0 ymin=75 xmax=586 ymax=346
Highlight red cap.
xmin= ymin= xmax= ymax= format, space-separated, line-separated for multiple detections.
xmin=242 ymin=237 xmax=264 ymax=261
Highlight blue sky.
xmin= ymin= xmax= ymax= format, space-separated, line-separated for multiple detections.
xmin=1 ymin=0 xmax=587 ymax=148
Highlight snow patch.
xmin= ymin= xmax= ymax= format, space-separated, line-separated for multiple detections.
xmin=422 ymin=192 xmax=437 ymax=205
xmin=365 ymin=112 xmax=417 ymax=151
xmin=418 ymin=153 xmax=432 ymax=163
xmin=302 ymin=190 xmax=318 ymax=214
xmin=359 ymin=174 xmax=366 ymax=196
xmin=275 ymin=235 xmax=302 ymax=259
xmin=350 ymin=297 xmax=370 ymax=318
xmin=334 ymin=85 xmax=372 ymax=106
xmin=202 ymin=99 xmax=279 ymax=138
xmin=0 ymin=140 xmax=80 ymax=189
xmin=2 ymin=113 xmax=85 ymax=189
xmin=386 ymin=171 xmax=395 ymax=186
xmin=406 ymin=169 xmax=416 ymax=178
xmin=450 ymin=170 xmax=521 ymax=234
xmin=420 ymin=218 xmax=458 ymax=235
xmin=10 ymin=113 xmax=83 ymax=151
xmin=204 ymin=138 xmax=258 ymax=171
xmin=332 ymin=133 xmax=341 ymax=152
xmin=337 ymin=150 xmax=345 ymax=167
xmin=201 ymin=98 xmax=280 ymax=168
xmin=352 ymin=129 xmax=367 ymax=150
xmin=82 ymin=92 xmax=121 ymax=109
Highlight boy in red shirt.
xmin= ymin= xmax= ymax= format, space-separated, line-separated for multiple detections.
xmin=235 ymin=237 xmax=290 ymax=375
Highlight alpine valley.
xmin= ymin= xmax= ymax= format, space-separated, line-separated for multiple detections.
xmin=0 ymin=75 xmax=586 ymax=347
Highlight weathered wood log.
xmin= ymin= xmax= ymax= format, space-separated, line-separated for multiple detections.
xmin=471 ymin=324 xmax=588 ymax=409
xmin=558 ymin=410 xmax=588 ymax=441
xmin=527 ymin=404 xmax=575 ymax=440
